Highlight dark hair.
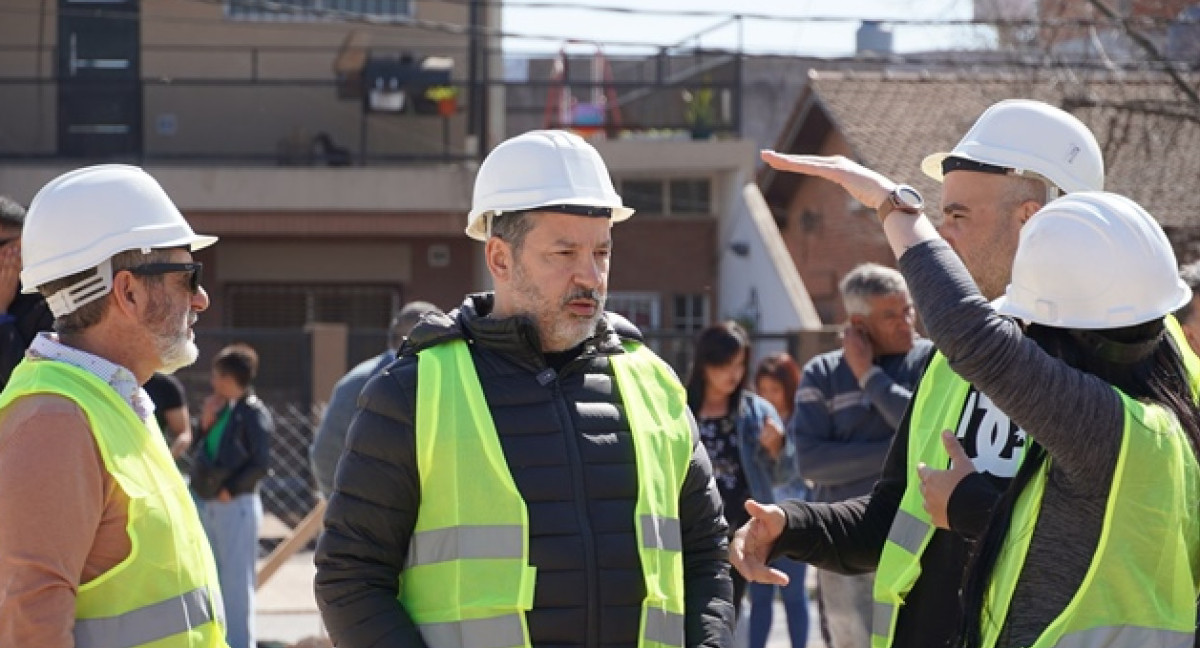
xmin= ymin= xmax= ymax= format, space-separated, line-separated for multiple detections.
xmin=956 ymin=319 xmax=1200 ymax=648
xmin=754 ymin=352 xmax=801 ymax=419
xmin=213 ymin=343 xmax=259 ymax=390
xmin=685 ymin=321 xmax=751 ymax=416
xmin=0 ymin=196 xmax=25 ymax=229
xmin=489 ymin=211 xmax=537 ymax=255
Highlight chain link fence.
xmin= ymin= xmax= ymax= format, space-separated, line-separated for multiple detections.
xmin=261 ymin=402 xmax=323 ymax=539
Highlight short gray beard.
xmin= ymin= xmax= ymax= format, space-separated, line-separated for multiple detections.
xmin=145 ymin=291 xmax=199 ymax=374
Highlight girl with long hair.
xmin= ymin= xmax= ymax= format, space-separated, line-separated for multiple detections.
xmin=685 ymin=322 xmax=790 ymax=637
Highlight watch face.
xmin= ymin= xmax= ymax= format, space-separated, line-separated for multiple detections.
xmin=896 ymin=185 xmax=924 ymax=210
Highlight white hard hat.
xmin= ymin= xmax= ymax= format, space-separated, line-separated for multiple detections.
xmin=994 ymin=191 xmax=1189 ymax=329
xmin=466 ymin=129 xmax=633 ymax=241
xmin=22 ymin=164 xmax=217 ymax=316
xmin=921 ymin=99 xmax=1104 ymax=194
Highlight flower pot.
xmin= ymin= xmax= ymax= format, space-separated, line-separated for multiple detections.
xmin=437 ymin=98 xmax=457 ymax=117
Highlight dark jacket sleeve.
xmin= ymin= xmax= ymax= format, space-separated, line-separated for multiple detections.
xmin=0 ymin=294 xmax=53 ymax=389
xmin=678 ymin=408 xmax=736 ymax=648
xmin=772 ymin=385 xmax=914 ymax=575
xmin=314 ymin=360 xmax=427 ymax=648
xmin=226 ymin=398 xmax=272 ymax=495
xmin=946 ymin=473 xmax=1002 ymax=539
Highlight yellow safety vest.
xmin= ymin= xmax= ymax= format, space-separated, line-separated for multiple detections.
xmin=873 ymin=353 xmax=1200 ymax=648
xmin=0 ymin=359 xmax=226 ymax=648
xmin=979 ymin=392 xmax=1199 ymax=648
xmin=401 ymin=339 xmax=692 ymax=648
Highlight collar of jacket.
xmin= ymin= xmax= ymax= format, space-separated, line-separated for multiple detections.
xmin=401 ymin=292 xmax=644 ymax=373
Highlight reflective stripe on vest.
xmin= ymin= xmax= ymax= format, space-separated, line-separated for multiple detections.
xmin=0 ymin=360 xmax=226 ymax=648
xmin=74 ymin=586 xmax=216 ymax=648
xmin=871 ymin=352 xmax=965 ymax=648
xmin=407 ymin=525 xmax=525 ymax=566
xmin=404 ymin=339 xmax=692 ymax=648
xmin=979 ymin=394 xmax=1200 ymax=648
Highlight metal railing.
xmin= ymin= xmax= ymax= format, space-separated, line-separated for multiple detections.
xmin=0 ymin=43 xmax=743 ymax=164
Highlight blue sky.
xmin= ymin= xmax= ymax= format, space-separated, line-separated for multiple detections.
xmin=500 ymin=0 xmax=998 ymax=57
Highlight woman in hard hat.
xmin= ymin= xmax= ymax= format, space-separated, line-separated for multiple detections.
xmin=735 ymin=152 xmax=1200 ymax=648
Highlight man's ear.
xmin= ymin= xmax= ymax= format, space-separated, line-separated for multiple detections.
xmin=485 ymin=237 xmax=513 ymax=282
xmin=109 ymin=269 xmax=144 ymax=319
xmin=1018 ymin=200 xmax=1041 ymax=225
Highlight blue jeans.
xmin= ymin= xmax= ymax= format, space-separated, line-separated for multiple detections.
xmin=748 ymin=558 xmax=810 ymax=648
xmin=200 ymin=492 xmax=261 ymax=648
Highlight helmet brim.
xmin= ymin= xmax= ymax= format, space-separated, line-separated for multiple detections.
xmin=465 ymin=204 xmax=634 ymax=242
xmin=994 ymin=281 xmax=1192 ymax=329
xmin=921 ymin=152 xmax=950 ymax=183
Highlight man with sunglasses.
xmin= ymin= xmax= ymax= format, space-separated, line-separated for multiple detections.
xmin=0 ymin=196 xmax=54 ymax=388
xmin=0 ymin=165 xmax=227 ymax=647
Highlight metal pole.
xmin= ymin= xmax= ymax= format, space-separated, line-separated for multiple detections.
xmin=467 ymin=0 xmax=479 ymax=140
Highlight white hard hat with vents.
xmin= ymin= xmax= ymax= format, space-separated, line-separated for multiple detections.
xmin=993 ymin=191 xmax=1189 ymax=329
xmin=22 ymin=164 xmax=217 ymax=317
xmin=466 ymin=130 xmax=633 ymax=241
xmin=921 ymin=99 xmax=1104 ymax=194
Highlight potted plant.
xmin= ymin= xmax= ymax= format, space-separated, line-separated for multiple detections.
xmin=426 ymin=85 xmax=459 ymax=117
xmin=683 ymin=87 xmax=715 ymax=140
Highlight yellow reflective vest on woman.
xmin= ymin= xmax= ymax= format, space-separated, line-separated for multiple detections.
xmin=873 ymin=353 xmax=1200 ymax=648
xmin=0 ymin=359 xmax=226 ymax=648
xmin=401 ymin=339 xmax=692 ymax=648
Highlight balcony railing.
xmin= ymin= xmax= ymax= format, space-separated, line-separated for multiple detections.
xmin=0 ymin=43 xmax=743 ymax=165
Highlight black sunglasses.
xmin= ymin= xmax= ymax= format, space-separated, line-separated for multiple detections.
xmin=128 ymin=262 xmax=203 ymax=293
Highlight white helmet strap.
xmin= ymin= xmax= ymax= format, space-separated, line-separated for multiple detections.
xmin=44 ymin=258 xmax=114 ymax=318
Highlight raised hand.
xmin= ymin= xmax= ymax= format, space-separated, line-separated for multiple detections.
xmin=760 ymin=151 xmax=896 ymax=212
xmin=0 ymin=240 xmax=22 ymax=313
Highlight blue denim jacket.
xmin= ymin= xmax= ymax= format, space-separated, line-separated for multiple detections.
xmin=736 ymin=391 xmax=805 ymax=505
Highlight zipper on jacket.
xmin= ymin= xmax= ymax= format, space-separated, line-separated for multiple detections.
xmin=548 ymin=365 xmax=600 ymax=648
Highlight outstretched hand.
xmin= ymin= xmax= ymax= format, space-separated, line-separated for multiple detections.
xmin=729 ymin=499 xmax=790 ymax=586
xmin=760 ymin=151 xmax=897 ymax=212
xmin=916 ymin=431 xmax=976 ymax=529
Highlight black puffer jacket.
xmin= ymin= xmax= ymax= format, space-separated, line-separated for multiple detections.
xmin=315 ymin=294 xmax=734 ymax=648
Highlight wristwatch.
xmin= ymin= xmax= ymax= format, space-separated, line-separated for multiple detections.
xmin=877 ymin=184 xmax=923 ymax=221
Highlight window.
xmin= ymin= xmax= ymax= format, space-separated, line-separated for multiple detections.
xmin=620 ymin=180 xmax=664 ymax=214
xmin=673 ymin=293 xmax=709 ymax=332
xmin=227 ymin=284 xmax=400 ymax=328
xmin=226 ymin=0 xmax=412 ymax=21
xmin=607 ymin=292 xmax=660 ymax=331
xmin=617 ymin=177 xmax=711 ymax=216
xmin=669 ymin=179 xmax=711 ymax=214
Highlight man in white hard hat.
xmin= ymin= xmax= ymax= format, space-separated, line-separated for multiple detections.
xmin=0 ymin=165 xmax=226 ymax=647
xmin=730 ymin=99 xmax=1143 ymax=648
xmin=315 ymin=130 xmax=735 ymax=648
